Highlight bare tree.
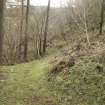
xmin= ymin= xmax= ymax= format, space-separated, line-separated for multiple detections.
xmin=66 ymin=0 xmax=91 ymax=45
xmin=24 ymin=0 xmax=30 ymax=61
xmin=99 ymin=0 xmax=104 ymax=35
xmin=0 ymin=0 xmax=5 ymax=64
xmin=83 ymin=6 xmax=90 ymax=46
xmin=30 ymin=8 xmax=46 ymax=58
xmin=43 ymin=0 xmax=51 ymax=53
xmin=19 ymin=0 xmax=24 ymax=60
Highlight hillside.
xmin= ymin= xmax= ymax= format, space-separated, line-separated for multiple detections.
xmin=1 ymin=40 xmax=105 ymax=105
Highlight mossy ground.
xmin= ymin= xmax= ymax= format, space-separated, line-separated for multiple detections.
xmin=46 ymin=58 xmax=105 ymax=105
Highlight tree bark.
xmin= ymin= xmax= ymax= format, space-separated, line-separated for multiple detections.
xmin=24 ymin=0 xmax=30 ymax=61
xmin=0 ymin=0 xmax=5 ymax=64
xmin=83 ymin=7 xmax=90 ymax=46
xmin=19 ymin=0 xmax=24 ymax=60
xmin=99 ymin=0 xmax=104 ymax=35
xmin=43 ymin=0 xmax=51 ymax=53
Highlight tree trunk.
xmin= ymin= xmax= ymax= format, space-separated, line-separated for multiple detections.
xmin=19 ymin=0 xmax=24 ymax=60
xmin=0 ymin=0 xmax=5 ymax=64
xmin=83 ymin=7 xmax=90 ymax=46
xmin=24 ymin=0 xmax=30 ymax=61
xmin=43 ymin=0 xmax=51 ymax=53
xmin=99 ymin=0 xmax=104 ymax=35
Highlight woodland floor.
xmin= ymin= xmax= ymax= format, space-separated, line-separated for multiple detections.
xmin=1 ymin=40 xmax=105 ymax=105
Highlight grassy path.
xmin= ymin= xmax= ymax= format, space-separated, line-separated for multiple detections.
xmin=0 ymin=54 xmax=57 ymax=105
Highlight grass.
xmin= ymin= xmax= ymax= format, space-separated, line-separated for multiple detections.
xmin=0 ymin=52 xmax=58 ymax=105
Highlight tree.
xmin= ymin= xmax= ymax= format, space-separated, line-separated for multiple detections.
xmin=66 ymin=0 xmax=99 ymax=46
xmin=19 ymin=0 xmax=24 ymax=60
xmin=83 ymin=5 xmax=90 ymax=46
xmin=24 ymin=0 xmax=30 ymax=61
xmin=0 ymin=0 xmax=5 ymax=64
xmin=43 ymin=0 xmax=51 ymax=53
xmin=99 ymin=0 xmax=104 ymax=35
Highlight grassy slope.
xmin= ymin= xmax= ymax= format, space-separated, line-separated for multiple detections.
xmin=46 ymin=57 xmax=105 ymax=105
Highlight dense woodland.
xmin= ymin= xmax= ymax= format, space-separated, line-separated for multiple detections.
xmin=1 ymin=0 xmax=105 ymax=105
xmin=0 ymin=0 xmax=104 ymax=64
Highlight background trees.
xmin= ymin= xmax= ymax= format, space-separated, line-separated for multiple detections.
xmin=1 ymin=0 xmax=105 ymax=65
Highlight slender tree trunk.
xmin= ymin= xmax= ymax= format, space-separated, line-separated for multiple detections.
xmin=19 ymin=0 xmax=24 ymax=60
xmin=99 ymin=0 xmax=104 ymax=35
xmin=24 ymin=0 xmax=30 ymax=61
xmin=38 ymin=34 xmax=42 ymax=56
xmin=0 ymin=0 xmax=5 ymax=64
xmin=43 ymin=0 xmax=51 ymax=53
xmin=83 ymin=7 xmax=90 ymax=46
xmin=39 ymin=21 xmax=44 ymax=56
